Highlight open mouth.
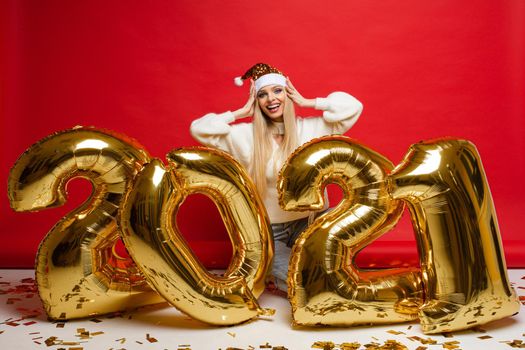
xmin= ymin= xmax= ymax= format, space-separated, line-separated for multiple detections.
xmin=266 ymin=103 xmax=280 ymax=113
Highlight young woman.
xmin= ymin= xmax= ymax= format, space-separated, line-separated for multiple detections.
xmin=190 ymin=63 xmax=363 ymax=292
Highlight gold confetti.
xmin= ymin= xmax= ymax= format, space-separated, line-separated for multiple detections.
xmin=478 ymin=335 xmax=492 ymax=340
xmin=45 ymin=336 xmax=58 ymax=346
xmin=227 ymin=332 xmax=236 ymax=338
xmin=387 ymin=330 xmax=405 ymax=335
xmin=504 ymin=340 xmax=525 ymax=348
xmin=364 ymin=340 xmax=405 ymax=350
xmin=407 ymin=336 xmax=437 ymax=345
xmin=76 ymin=328 xmax=90 ymax=339
xmin=442 ymin=341 xmax=460 ymax=349
xmin=312 ymin=341 xmax=335 ymax=349
xmin=146 ymin=334 xmax=158 ymax=343
xmin=340 ymin=343 xmax=360 ymax=350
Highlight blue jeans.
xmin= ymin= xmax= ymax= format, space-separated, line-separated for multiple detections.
xmin=270 ymin=211 xmax=326 ymax=292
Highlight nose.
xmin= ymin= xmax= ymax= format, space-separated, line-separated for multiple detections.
xmin=267 ymin=92 xmax=276 ymax=102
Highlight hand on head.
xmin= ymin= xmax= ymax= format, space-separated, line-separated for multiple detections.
xmin=286 ymin=78 xmax=315 ymax=108
xmin=233 ymin=80 xmax=256 ymax=120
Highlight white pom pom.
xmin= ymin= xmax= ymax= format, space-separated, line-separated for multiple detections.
xmin=234 ymin=76 xmax=244 ymax=86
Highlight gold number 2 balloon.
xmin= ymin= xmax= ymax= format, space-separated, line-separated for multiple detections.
xmin=389 ymin=139 xmax=520 ymax=333
xmin=7 ymin=127 xmax=165 ymax=320
xmin=278 ymin=136 xmax=423 ymax=327
xmin=119 ymin=147 xmax=274 ymax=326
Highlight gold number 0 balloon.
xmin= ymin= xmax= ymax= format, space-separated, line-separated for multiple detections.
xmin=119 ymin=147 xmax=274 ymax=326
xmin=7 ymin=127 xmax=165 ymax=320
xmin=278 ymin=136 xmax=423 ymax=327
xmin=389 ymin=139 xmax=520 ymax=333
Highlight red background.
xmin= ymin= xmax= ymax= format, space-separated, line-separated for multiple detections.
xmin=1 ymin=1 xmax=524 ymax=268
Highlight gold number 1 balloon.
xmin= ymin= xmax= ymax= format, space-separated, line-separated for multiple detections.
xmin=389 ymin=139 xmax=520 ymax=333
xmin=119 ymin=147 xmax=274 ymax=326
xmin=7 ymin=127 xmax=165 ymax=320
xmin=278 ymin=136 xmax=423 ymax=327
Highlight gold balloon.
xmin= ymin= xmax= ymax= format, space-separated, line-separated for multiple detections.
xmin=278 ymin=136 xmax=423 ymax=327
xmin=389 ymin=138 xmax=520 ymax=334
xmin=119 ymin=147 xmax=274 ymax=326
xmin=8 ymin=127 xmax=165 ymax=320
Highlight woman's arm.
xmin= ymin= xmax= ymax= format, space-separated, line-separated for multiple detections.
xmin=231 ymin=81 xmax=256 ymax=120
xmin=189 ymin=111 xmax=236 ymax=148
xmin=286 ymin=78 xmax=363 ymax=135
xmin=285 ymin=78 xmax=316 ymax=108
xmin=190 ymin=82 xmax=255 ymax=151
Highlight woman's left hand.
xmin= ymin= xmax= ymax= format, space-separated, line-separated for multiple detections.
xmin=286 ymin=78 xmax=316 ymax=108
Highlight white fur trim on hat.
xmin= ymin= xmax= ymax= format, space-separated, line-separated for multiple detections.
xmin=254 ymin=73 xmax=286 ymax=92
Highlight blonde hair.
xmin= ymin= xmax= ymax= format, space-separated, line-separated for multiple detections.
xmin=251 ymin=95 xmax=298 ymax=196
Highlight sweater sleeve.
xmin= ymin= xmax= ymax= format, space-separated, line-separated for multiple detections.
xmin=189 ymin=111 xmax=253 ymax=166
xmin=189 ymin=111 xmax=236 ymax=150
xmin=312 ymin=91 xmax=363 ymax=135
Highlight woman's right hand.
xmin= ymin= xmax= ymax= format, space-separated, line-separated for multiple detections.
xmin=232 ymin=80 xmax=255 ymax=120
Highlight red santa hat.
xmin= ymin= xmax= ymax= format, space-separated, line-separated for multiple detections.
xmin=234 ymin=63 xmax=286 ymax=92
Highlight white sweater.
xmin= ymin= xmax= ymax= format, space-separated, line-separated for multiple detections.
xmin=190 ymin=91 xmax=363 ymax=223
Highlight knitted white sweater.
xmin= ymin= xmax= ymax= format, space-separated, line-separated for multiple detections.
xmin=190 ymin=91 xmax=363 ymax=223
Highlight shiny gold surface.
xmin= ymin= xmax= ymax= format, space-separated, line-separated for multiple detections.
xmin=278 ymin=136 xmax=423 ymax=327
xmin=389 ymin=139 xmax=520 ymax=334
xmin=8 ymin=127 xmax=164 ymax=320
xmin=9 ymin=127 xmax=519 ymax=331
xmin=119 ymin=146 xmax=274 ymax=326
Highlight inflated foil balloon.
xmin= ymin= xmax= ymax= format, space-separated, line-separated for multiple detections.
xmin=389 ymin=138 xmax=520 ymax=334
xmin=7 ymin=127 xmax=165 ymax=320
xmin=119 ymin=147 xmax=274 ymax=326
xmin=278 ymin=136 xmax=423 ymax=327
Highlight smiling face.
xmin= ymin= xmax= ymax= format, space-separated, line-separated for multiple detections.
xmin=256 ymin=84 xmax=286 ymax=122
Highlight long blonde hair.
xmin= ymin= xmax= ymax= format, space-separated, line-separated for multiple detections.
xmin=251 ymin=95 xmax=298 ymax=196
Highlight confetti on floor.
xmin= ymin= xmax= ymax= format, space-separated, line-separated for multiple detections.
xmin=0 ymin=269 xmax=524 ymax=350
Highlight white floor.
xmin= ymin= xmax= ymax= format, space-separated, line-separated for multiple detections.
xmin=0 ymin=269 xmax=524 ymax=350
